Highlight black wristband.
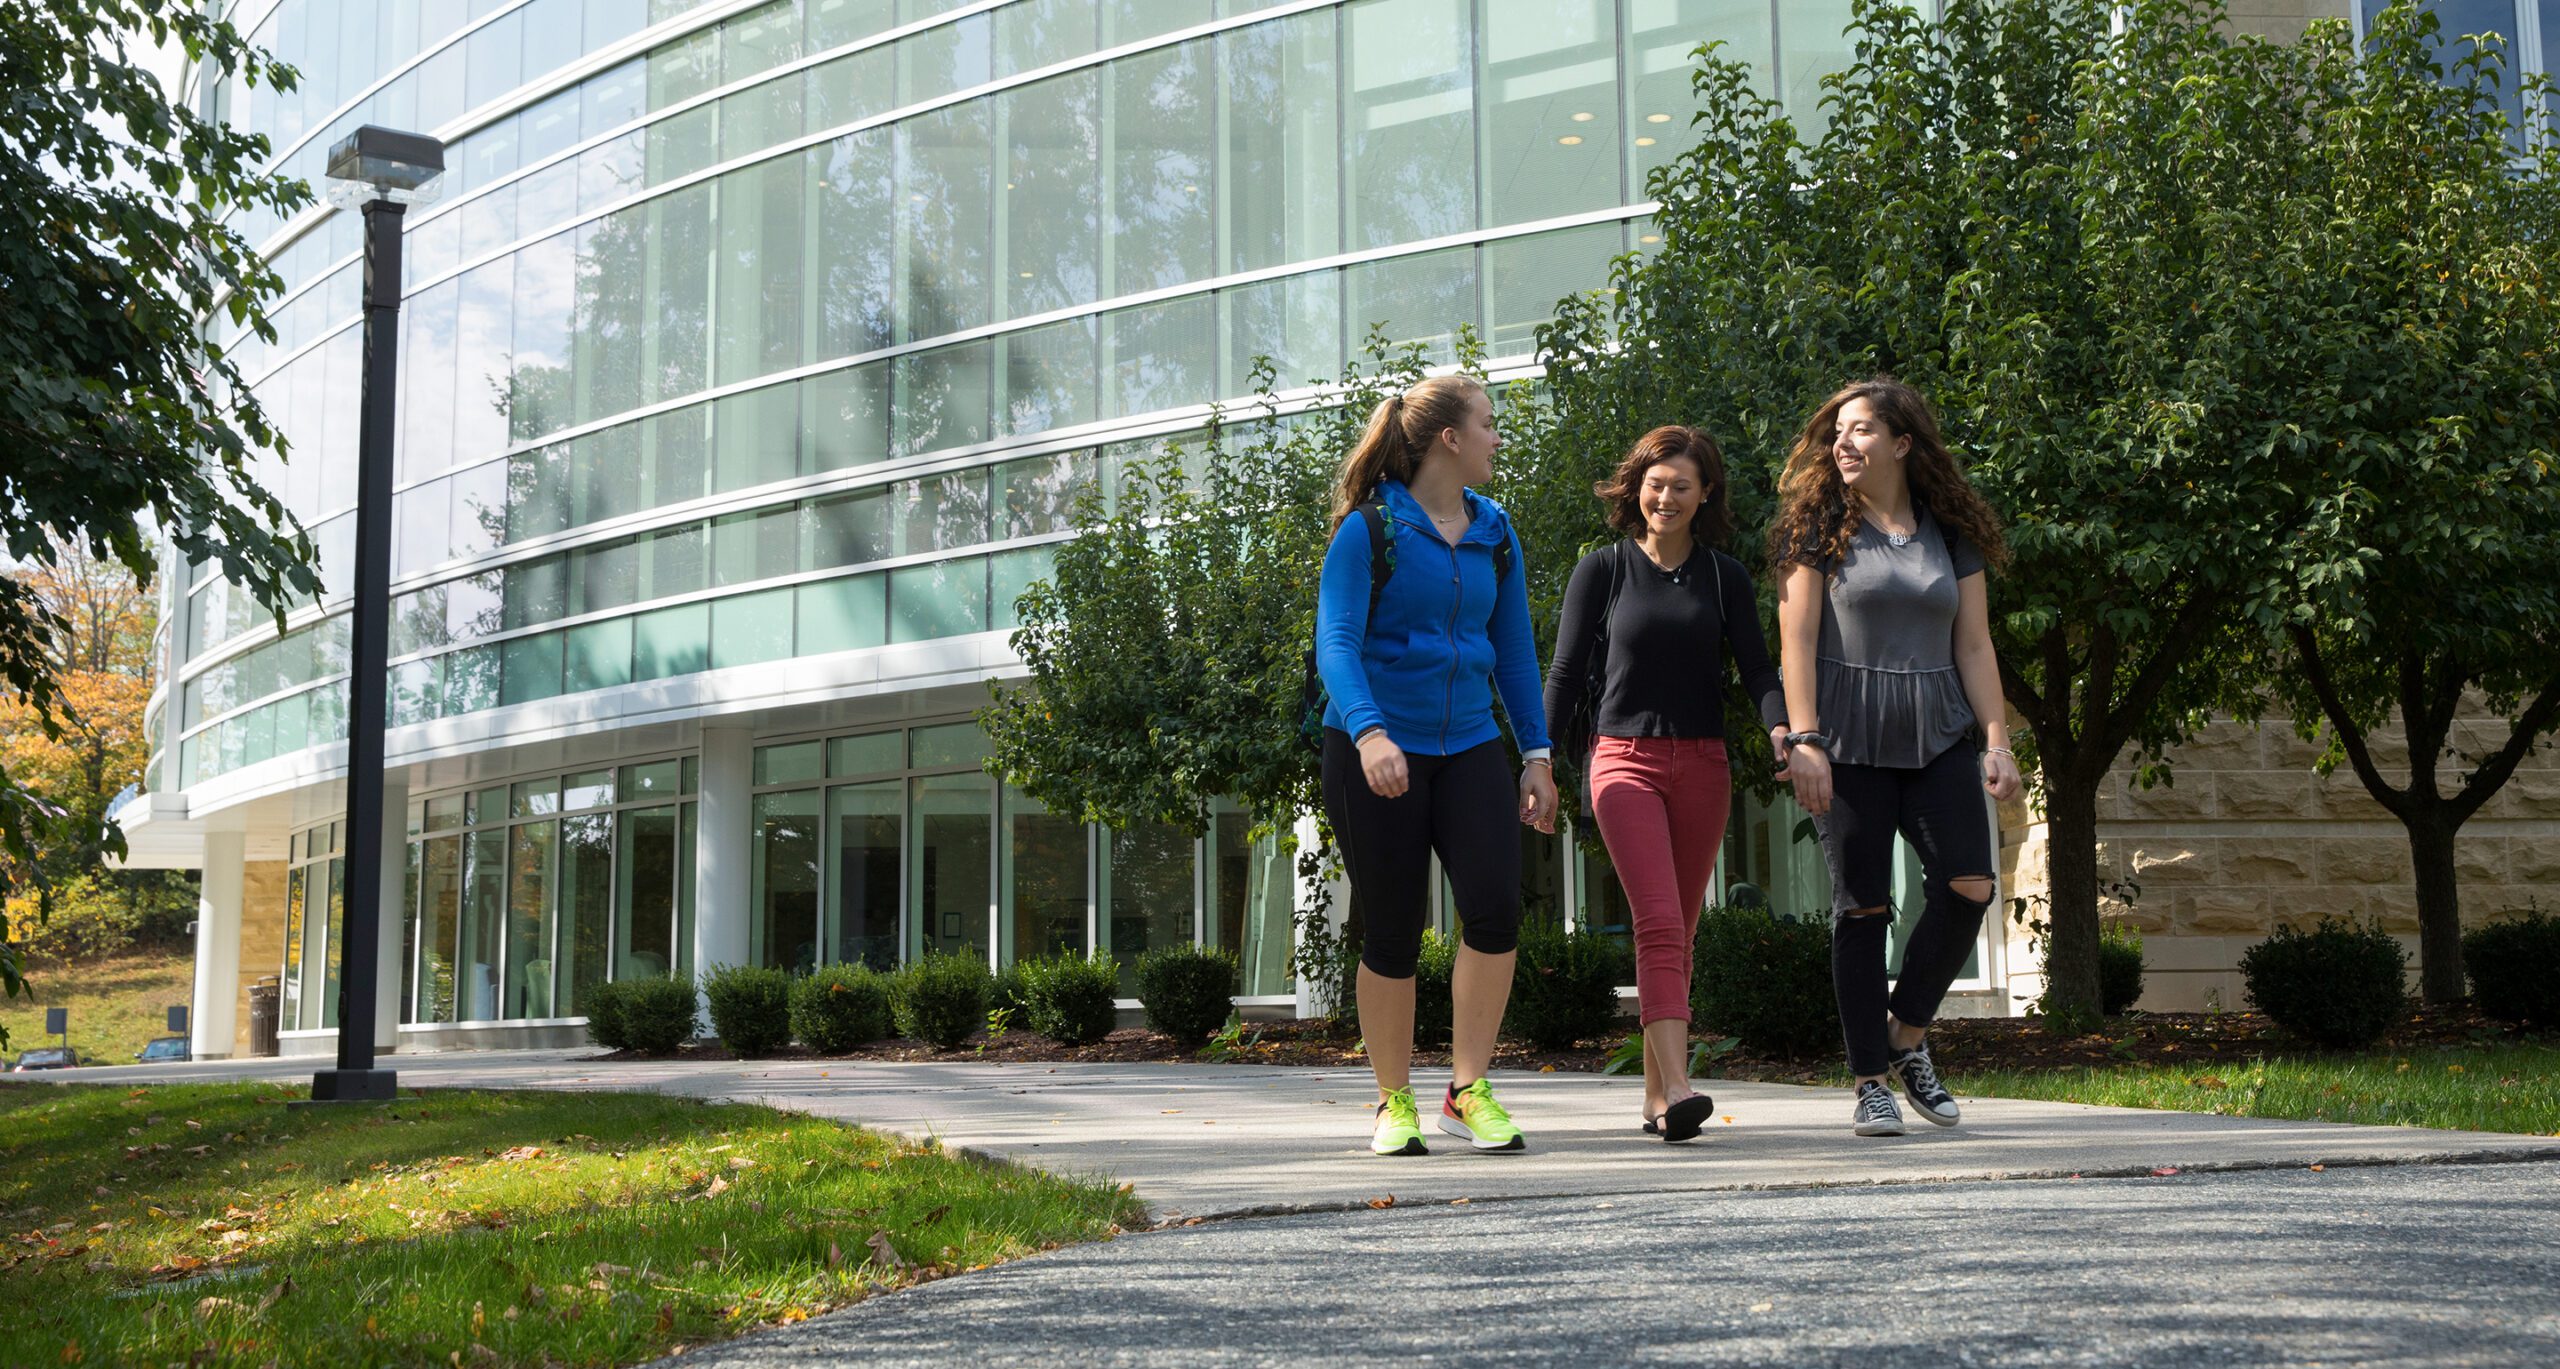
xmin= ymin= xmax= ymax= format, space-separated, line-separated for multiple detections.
xmin=1784 ymin=731 xmax=1832 ymax=753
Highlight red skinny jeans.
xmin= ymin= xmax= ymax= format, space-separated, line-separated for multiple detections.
xmin=1589 ymin=736 xmax=1732 ymax=1027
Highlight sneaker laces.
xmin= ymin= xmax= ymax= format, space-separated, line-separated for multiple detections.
xmin=1898 ymin=1043 xmax=1945 ymax=1096
xmin=1377 ymin=1086 xmax=1420 ymax=1125
xmin=1855 ymin=1081 xmax=1900 ymax=1121
xmin=1457 ymin=1079 xmax=1513 ymax=1131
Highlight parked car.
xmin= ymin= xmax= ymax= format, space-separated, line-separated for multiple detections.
xmin=135 ymin=1036 xmax=189 ymax=1063
xmin=10 ymin=1047 xmax=76 ymax=1072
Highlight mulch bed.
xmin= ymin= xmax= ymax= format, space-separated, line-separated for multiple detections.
xmin=595 ymin=1004 xmax=2545 ymax=1081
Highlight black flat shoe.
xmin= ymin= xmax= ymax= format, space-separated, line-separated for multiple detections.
xmin=1641 ymin=1114 xmax=1661 ymax=1135
xmin=1660 ymin=1093 xmax=1715 ymax=1143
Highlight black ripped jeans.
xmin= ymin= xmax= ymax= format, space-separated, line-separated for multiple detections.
xmin=1812 ymin=743 xmax=1996 ymax=1077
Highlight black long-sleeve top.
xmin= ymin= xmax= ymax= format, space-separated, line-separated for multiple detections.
xmin=1541 ymin=540 xmax=1789 ymax=745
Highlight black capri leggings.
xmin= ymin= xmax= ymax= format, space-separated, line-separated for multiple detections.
xmin=1812 ymin=742 xmax=1996 ymax=1076
xmin=1320 ymin=728 xmax=1523 ymax=977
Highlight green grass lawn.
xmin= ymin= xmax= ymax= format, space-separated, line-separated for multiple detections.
xmin=0 ymin=1082 xmax=1140 ymax=1366
xmin=2 ymin=952 xmax=195 ymax=1066
xmin=1954 ymin=1041 xmax=2560 ymax=1136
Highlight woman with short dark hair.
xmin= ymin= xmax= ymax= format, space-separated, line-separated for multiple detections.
xmin=1545 ymin=425 xmax=1785 ymax=1143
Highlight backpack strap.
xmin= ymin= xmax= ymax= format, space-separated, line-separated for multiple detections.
xmin=1357 ymin=499 xmax=1392 ymax=624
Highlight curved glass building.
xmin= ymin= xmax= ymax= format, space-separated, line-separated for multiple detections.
xmin=137 ymin=0 xmax=2022 ymax=1056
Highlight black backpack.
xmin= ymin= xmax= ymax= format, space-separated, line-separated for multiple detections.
xmin=1295 ymin=498 xmax=1513 ymax=754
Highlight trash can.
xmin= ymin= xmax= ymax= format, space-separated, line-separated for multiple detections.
xmin=247 ymin=977 xmax=281 ymax=1057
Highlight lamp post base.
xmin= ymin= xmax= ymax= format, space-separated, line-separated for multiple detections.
xmin=300 ymin=1067 xmax=399 ymax=1103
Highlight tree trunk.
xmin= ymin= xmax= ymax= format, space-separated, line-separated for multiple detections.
xmin=2403 ymin=809 xmax=2465 ymax=1004
xmin=2039 ymin=771 xmax=2104 ymax=1030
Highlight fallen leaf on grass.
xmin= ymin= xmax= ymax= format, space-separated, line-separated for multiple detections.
xmin=865 ymin=1230 xmax=910 ymax=1271
xmin=701 ymin=1176 xmax=731 ymax=1199
xmin=194 ymin=1297 xmax=246 ymax=1321
xmin=259 ymin=1277 xmax=296 ymax=1312
xmin=496 ymin=1146 xmax=545 ymax=1162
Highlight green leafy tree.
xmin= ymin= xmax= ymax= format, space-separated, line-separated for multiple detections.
xmin=1506 ymin=0 xmax=2431 ymax=1027
xmin=0 ymin=1 xmax=317 ymax=1042
xmin=2265 ymin=8 xmax=2560 ymax=1003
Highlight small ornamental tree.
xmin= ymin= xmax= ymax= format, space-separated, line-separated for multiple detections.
xmin=2263 ymin=6 xmax=2560 ymax=1004
xmin=1 ymin=1 xmax=317 ymax=1044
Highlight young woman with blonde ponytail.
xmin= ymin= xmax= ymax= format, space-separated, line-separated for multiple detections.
xmin=1769 ymin=378 xmax=2019 ymax=1137
xmin=1314 ymin=374 xmax=1557 ymax=1157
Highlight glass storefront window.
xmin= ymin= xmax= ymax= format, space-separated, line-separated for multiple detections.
xmin=558 ymin=813 xmax=615 ymax=1014
xmin=1004 ymin=786 xmax=1088 ymax=962
xmin=909 ymin=772 xmax=992 ymax=961
xmin=417 ymin=834 xmax=464 ymax=1023
xmin=754 ymin=789 xmax=824 ymax=971
xmin=505 ymin=820 xmax=558 ymax=1017
xmin=829 ymin=780 xmax=903 ymax=969
xmin=1103 ymin=820 xmax=1192 ymax=993
xmin=617 ymin=803 xmax=683 ymax=979
xmin=463 ymin=827 xmax=507 ymax=1021
xmin=1208 ymin=808 xmax=1295 ymax=997
xmin=830 ymin=732 xmax=901 ymax=777
xmin=1480 ymin=0 xmax=1622 ymax=225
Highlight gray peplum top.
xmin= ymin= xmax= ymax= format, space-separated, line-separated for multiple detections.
xmin=1809 ymin=505 xmax=1986 ymax=769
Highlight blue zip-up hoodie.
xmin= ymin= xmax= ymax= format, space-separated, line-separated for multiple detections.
xmin=1316 ymin=479 xmax=1552 ymax=757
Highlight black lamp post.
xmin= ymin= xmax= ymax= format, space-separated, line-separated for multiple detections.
xmin=310 ymin=127 xmax=443 ymax=1103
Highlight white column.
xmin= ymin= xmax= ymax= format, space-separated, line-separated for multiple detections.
xmin=373 ymin=771 xmax=410 ymax=1052
xmin=693 ymin=725 xmax=754 ymax=1033
xmin=191 ymin=831 xmax=246 ymax=1060
xmin=1291 ymin=812 xmax=1351 ymax=1020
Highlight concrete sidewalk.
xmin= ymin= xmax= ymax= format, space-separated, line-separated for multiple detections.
xmin=43 ymin=1049 xmax=2560 ymax=1221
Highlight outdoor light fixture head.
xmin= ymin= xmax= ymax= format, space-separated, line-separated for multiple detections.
xmin=324 ymin=126 xmax=446 ymax=209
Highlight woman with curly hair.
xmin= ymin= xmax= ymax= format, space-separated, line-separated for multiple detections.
xmin=1768 ymin=378 xmax=2020 ymax=1137
xmin=1544 ymin=426 xmax=1785 ymax=1143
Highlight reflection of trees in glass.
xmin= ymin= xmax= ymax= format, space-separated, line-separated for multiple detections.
xmin=1110 ymin=44 xmax=1214 ymax=293
xmin=815 ymin=133 xmax=898 ymax=359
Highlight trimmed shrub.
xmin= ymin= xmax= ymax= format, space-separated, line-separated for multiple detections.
xmin=2240 ymin=916 xmax=2408 ymax=1048
xmin=1692 ymin=906 xmax=1838 ymax=1058
xmin=791 ymin=963 xmax=895 ymax=1053
xmin=1503 ymin=922 xmax=1628 ymax=1050
xmin=2463 ymin=908 xmax=2560 ymax=1025
xmin=620 ymin=976 xmax=701 ymax=1055
xmin=1138 ymin=945 xmax=1239 ymax=1048
xmin=990 ymin=962 xmax=1031 ymax=1026
xmin=1019 ymin=952 xmax=1121 ymax=1046
xmin=1412 ymin=930 xmax=1458 ymax=1047
xmin=584 ymin=978 xmax=633 ymax=1051
xmin=895 ymin=951 xmax=990 ymax=1050
xmin=703 ymin=964 xmax=795 ymax=1056
xmin=2099 ymin=923 xmax=2147 ymax=1017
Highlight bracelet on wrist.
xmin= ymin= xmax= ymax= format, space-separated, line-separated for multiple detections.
xmin=1986 ymin=745 xmax=2015 ymax=760
xmin=1783 ymin=731 xmax=1832 ymax=753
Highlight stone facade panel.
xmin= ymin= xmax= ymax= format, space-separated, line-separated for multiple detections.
xmin=2224 ymin=845 xmax=2315 ymax=885
xmin=2319 ymin=837 xmax=2412 ymax=885
xmin=2127 ymin=778 xmax=2212 ymax=820
xmin=2132 ymin=842 xmax=2219 ymax=886
xmin=2179 ymin=889 xmax=2269 ymax=933
xmin=2500 ymin=771 xmax=2560 ymax=819
xmin=2216 ymin=772 xmax=2314 ymax=818
xmin=2509 ymin=836 xmax=2560 ymax=887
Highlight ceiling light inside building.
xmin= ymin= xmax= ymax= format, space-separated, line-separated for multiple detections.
xmin=1647 ymin=113 xmax=1671 ymax=123
xmin=1571 ymin=111 xmax=1594 ymax=122
xmin=1558 ymin=135 xmax=1582 ymax=145
xmin=1634 ymin=136 xmax=1656 ymax=147
xmin=1640 ymin=233 xmax=1661 ymax=244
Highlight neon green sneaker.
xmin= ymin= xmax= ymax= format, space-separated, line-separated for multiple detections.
xmin=1372 ymin=1086 xmax=1428 ymax=1156
xmin=1441 ymin=1078 xmax=1526 ymax=1152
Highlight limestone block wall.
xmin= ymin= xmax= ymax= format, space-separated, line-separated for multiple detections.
xmin=229 ymin=860 xmax=288 ymax=1055
xmin=2004 ymin=706 xmax=2560 ymax=1014
xmin=2225 ymin=0 xmax=2353 ymax=42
